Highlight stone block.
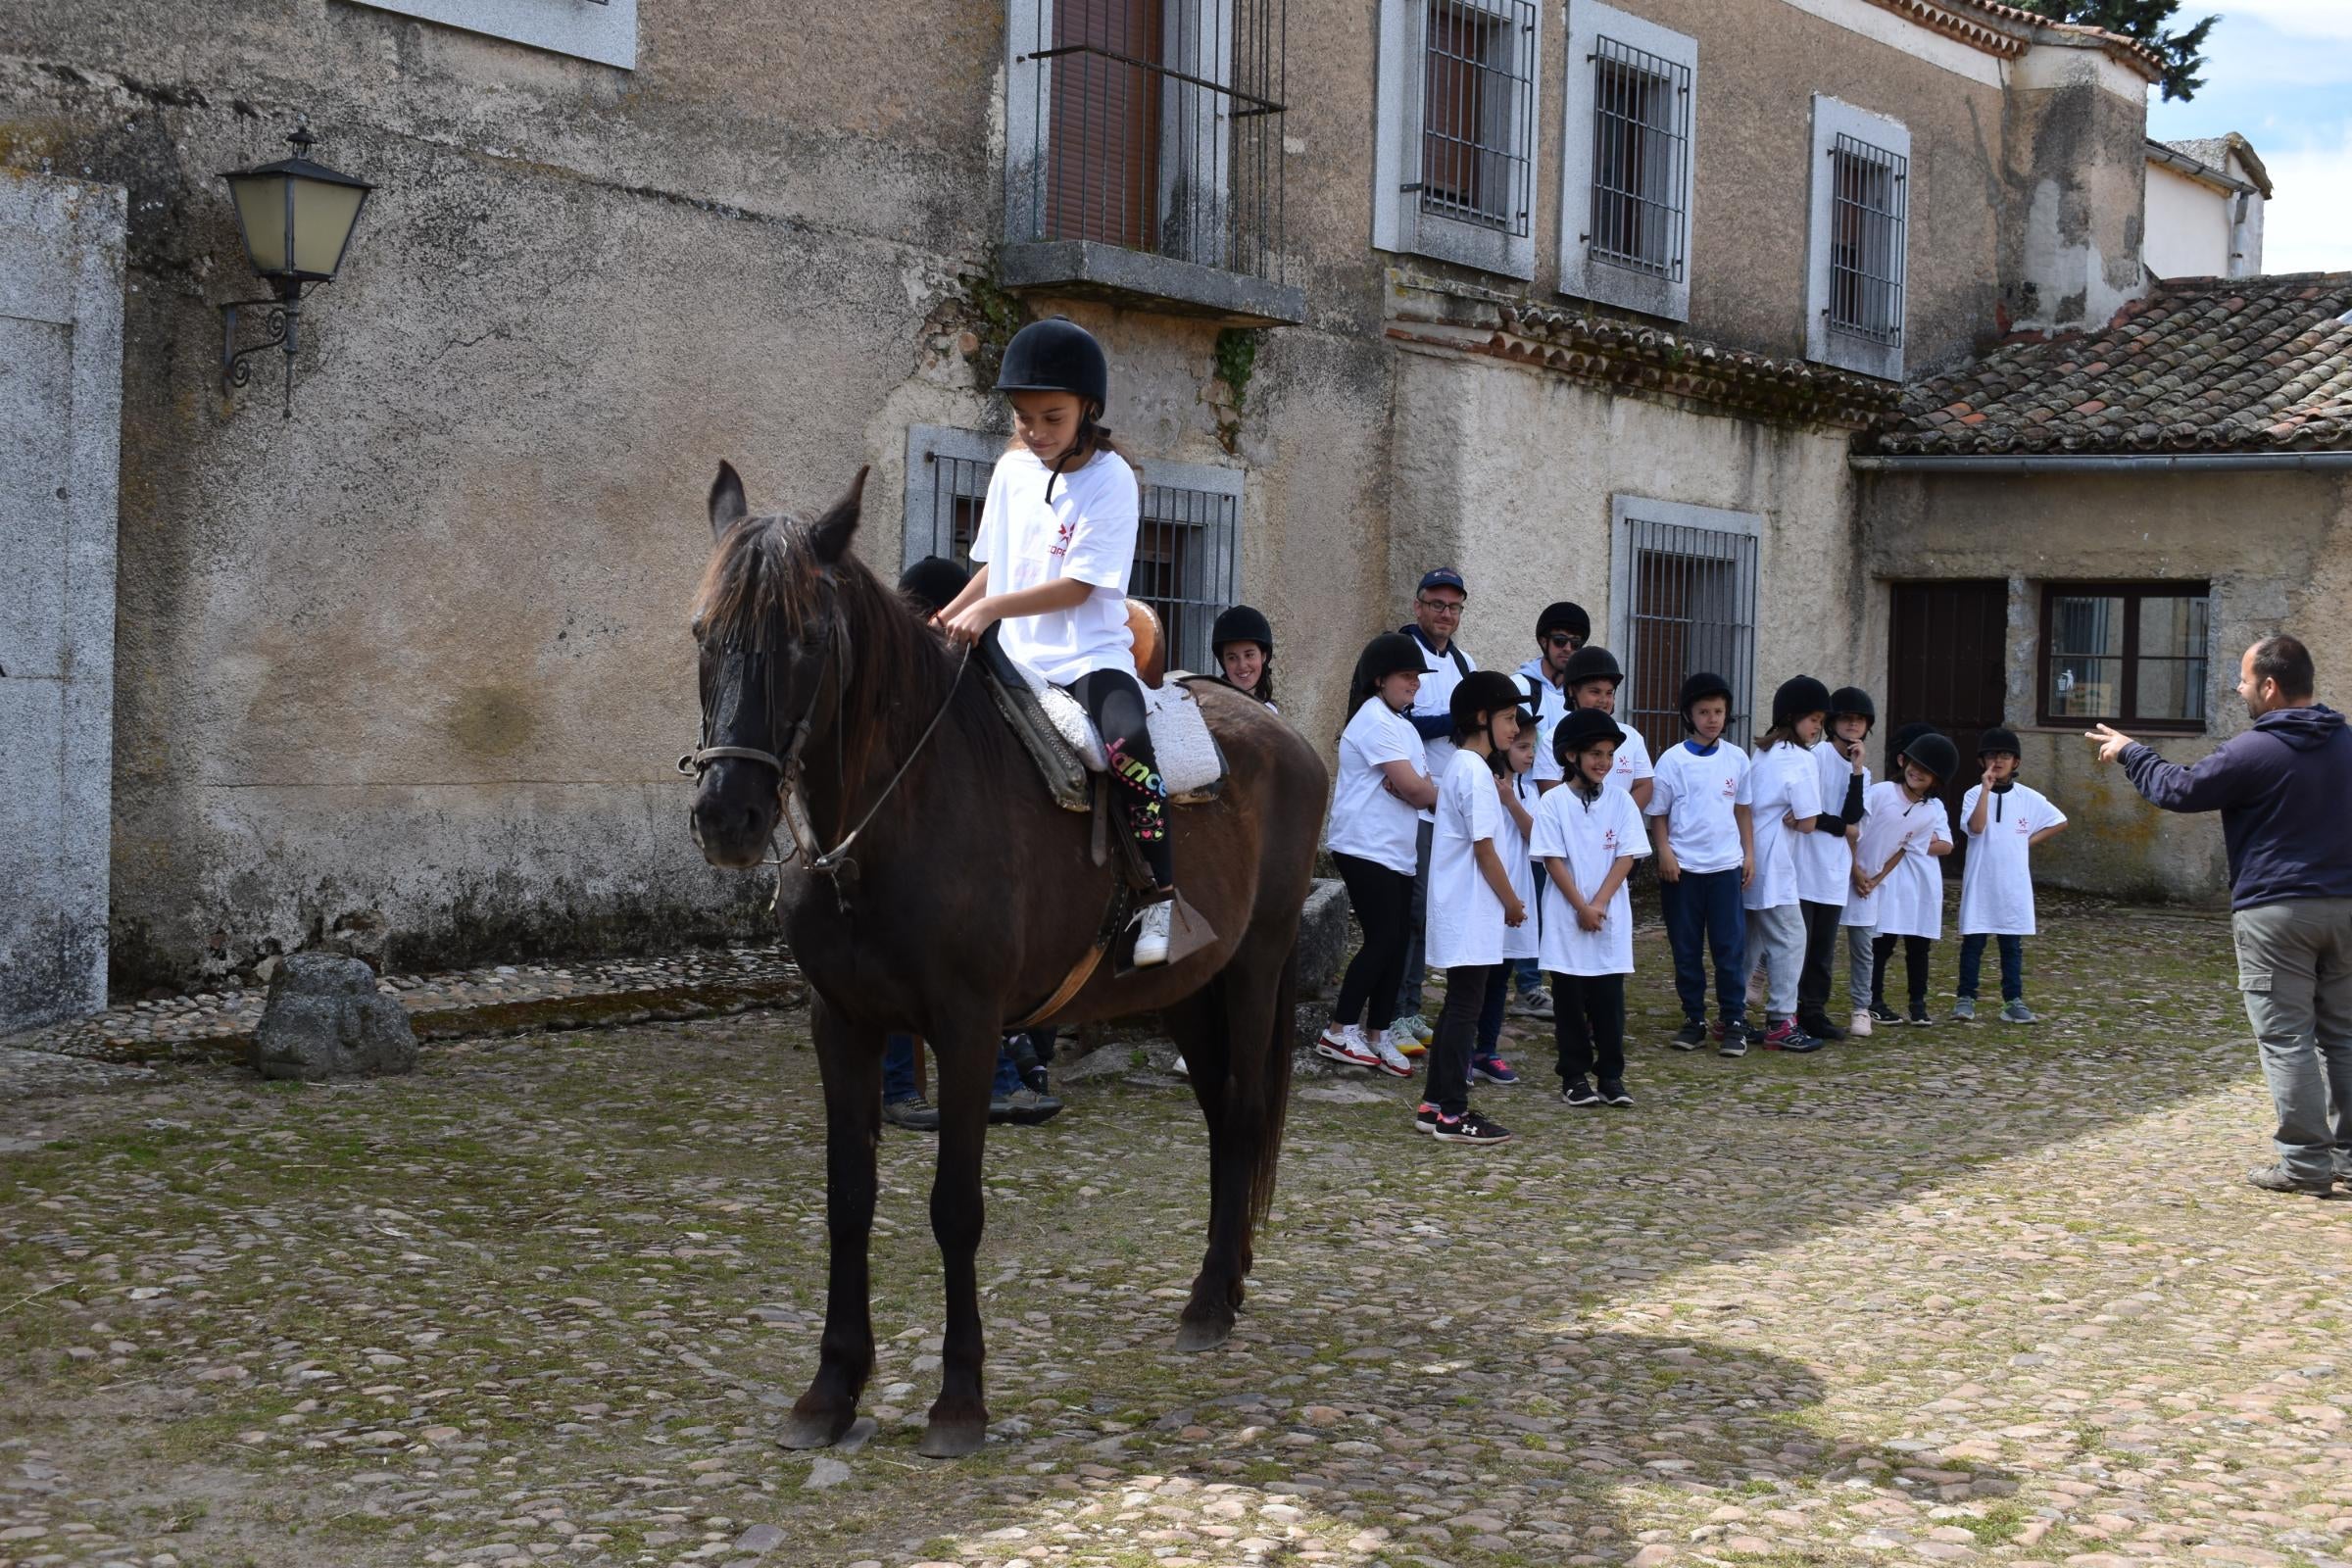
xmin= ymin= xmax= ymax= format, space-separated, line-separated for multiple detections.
xmin=1290 ymin=877 xmax=1349 ymax=999
xmin=250 ymin=955 xmax=417 ymax=1081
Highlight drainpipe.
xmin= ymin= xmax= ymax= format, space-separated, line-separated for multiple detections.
xmin=1849 ymin=453 xmax=2352 ymax=474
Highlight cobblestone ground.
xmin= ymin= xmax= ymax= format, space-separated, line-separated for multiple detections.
xmin=4 ymin=896 xmax=2348 ymax=1568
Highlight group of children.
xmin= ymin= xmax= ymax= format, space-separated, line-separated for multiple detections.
xmin=1317 ymin=599 xmax=2072 ymax=1148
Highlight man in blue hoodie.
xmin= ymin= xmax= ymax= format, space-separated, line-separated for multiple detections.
xmin=2090 ymin=634 xmax=2352 ymax=1196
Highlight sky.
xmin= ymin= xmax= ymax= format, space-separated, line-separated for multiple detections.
xmin=2142 ymin=0 xmax=2352 ymax=275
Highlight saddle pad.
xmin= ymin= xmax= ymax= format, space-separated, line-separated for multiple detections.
xmin=1010 ymin=662 xmax=1226 ymax=799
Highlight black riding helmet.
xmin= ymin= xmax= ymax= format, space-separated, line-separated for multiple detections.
xmin=1888 ymin=720 xmax=1933 ymax=770
xmin=1828 ymin=685 xmax=1877 ymax=730
xmin=1679 ymin=670 xmax=1735 ymax=730
xmin=1771 ymin=674 xmax=1833 ymax=730
xmin=1905 ymin=731 xmax=1960 ymax=785
xmin=1978 ymin=726 xmax=2023 ymax=758
xmin=1560 ymin=644 xmax=1624 ymax=691
xmin=1552 ymin=706 xmax=1625 ymax=768
xmin=997 ymin=317 xmax=1111 ymax=502
xmin=897 ymin=556 xmax=970 ymax=619
xmin=1449 ymin=669 xmax=1526 ymax=738
xmin=1211 ymin=605 xmax=1274 ymax=657
xmin=1537 ymin=601 xmax=1591 ymax=645
xmin=1358 ymin=631 xmax=1424 ymax=686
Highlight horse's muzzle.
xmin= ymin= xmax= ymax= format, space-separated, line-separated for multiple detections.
xmin=690 ymin=774 xmax=779 ymax=870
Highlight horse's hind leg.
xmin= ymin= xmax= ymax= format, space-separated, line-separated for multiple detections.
xmin=780 ymin=999 xmax=881 ymax=1449
xmin=918 ymin=1020 xmax=997 ymax=1458
xmin=1174 ymin=956 xmax=1278 ymax=1352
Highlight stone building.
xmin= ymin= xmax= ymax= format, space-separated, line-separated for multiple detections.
xmin=5 ymin=0 xmax=2239 ymax=1023
xmin=2144 ymin=133 xmax=2269 ymax=281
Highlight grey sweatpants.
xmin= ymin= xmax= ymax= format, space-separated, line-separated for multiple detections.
xmin=2231 ymin=898 xmax=2352 ymax=1185
xmin=1843 ymin=924 xmax=1876 ymax=1012
xmin=1744 ymin=904 xmax=1806 ymax=1021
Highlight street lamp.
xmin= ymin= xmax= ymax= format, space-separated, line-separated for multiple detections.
xmin=219 ymin=126 xmax=372 ymax=418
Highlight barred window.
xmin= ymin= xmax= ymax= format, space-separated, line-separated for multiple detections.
xmin=2038 ymin=584 xmax=2211 ymax=732
xmin=900 ymin=427 xmax=1242 ymax=673
xmin=1418 ymin=0 xmax=1536 ymax=235
xmin=1586 ymin=36 xmax=1690 ymax=280
xmin=1610 ymin=498 xmax=1759 ymax=757
xmin=1558 ymin=3 xmax=1695 ymax=320
xmin=1805 ymin=96 xmax=1909 ymax=379
xmin=1828 ymin=133 xmax=1907 ymax=344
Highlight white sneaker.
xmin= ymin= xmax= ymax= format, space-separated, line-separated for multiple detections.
xmin=1133 ymin=899 xmax=1174 ymax=966
xmin=1849 ymin=1008 xmax=1874 ymax=1038
xmin=1172 ymin=1053 xmax=1191 ymax=1077
xmin=1314 ymin=1024 xmax=1381 ymax=1069
xmin=1366 ymin=1029 xmax=1415 ymax=1079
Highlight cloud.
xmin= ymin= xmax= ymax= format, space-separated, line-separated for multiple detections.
xmin=2217 ymin=1 xmax=2352 ymax=43
xmin=2257 ymin=120 xmax=2352 ymax=273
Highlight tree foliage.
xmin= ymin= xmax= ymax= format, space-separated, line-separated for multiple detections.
xmin=2015 ymin=0 xmax=2220 ymax=102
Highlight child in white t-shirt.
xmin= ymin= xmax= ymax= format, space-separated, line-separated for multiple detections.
xmin=1824 ymin=690 xmax=1881 ymax=1036
xmin=1532 ymin=708 xmax=1649 ymax=1107
xmin=1418 ymin=670 xmax=1531 ymax=1147
xmin=1854 ymin=730 xmax=1958 ymax=1026
xmin=1953 ymin=727 xmax=2069 ymax=1025
xmin=1534 ymin=645 xmax=1655 ymax=808
xmin=1320 ymin=634 xmax=1437 ymax=1077
xmin=1740 ymin=678 xmax=1829 ymax=1052
xmin=1473 ymin=702 xmax=1542 ymax=1087
xmin=1646 ymin=671 xmax=1753 ymax=1054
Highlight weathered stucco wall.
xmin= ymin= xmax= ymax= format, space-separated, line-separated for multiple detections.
xmin=1863 ymin=468 xmax=2352 ymax=903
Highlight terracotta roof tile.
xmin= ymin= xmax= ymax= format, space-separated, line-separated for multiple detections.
xmin=1863 ymin=273 xmax=2352 ymax=455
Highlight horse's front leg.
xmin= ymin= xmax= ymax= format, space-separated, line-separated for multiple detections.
xmin=918 ymin=1017 xmax=999 ymax=1458
xmin=780 ymin=996 xmax=881 ymax=1449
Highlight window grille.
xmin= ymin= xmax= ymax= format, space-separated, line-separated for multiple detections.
xmin=1413 ymin=0 xmax=1535 ymax=236
xmin=1828 ymin=132 xmax=1907 ymax=345
xmin=1011 ymin=0 xmax=1289 ymax=282
xmin=1584 ymin=34 xmax=1689 ymax=279
xmin=1621 ymin=514 xmax=1759 ymax=757
xmin=914 ymin=447 xmax=1240 ymax=674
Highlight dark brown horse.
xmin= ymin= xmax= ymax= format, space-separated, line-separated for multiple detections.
xmin=685 ymin=463 xmax=1327 ymax=1458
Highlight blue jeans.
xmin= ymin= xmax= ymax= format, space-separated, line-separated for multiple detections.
xmin=883 ymin=1033 xmax=1021 ymax=1102
xmin=1510 ymin=956 xmax=1543 ymax=997
xmin=1957 ymin=934 xmax=2025 ymax=1003
xmin=1662 ymin=868 xmax=1747 ymax=1025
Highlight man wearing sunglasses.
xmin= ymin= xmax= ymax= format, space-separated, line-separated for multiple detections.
xmin=1389 ymin=569 xmax=1480 ymax=1044
xmin=1517 ymin=601 xmax=1590 ymax=785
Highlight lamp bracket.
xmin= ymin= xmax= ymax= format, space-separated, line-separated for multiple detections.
xmin=220 ymin=281 xmax=305 ymax=419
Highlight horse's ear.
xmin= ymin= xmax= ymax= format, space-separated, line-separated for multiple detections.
xmin=811 ymin=466 xmax=869 ymax=566
xmin=709 ymin=462 xmax=748 ymax=541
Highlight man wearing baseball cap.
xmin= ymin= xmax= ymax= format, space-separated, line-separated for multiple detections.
xmin=1390 ymin=567 xmax=1481 ymax=1041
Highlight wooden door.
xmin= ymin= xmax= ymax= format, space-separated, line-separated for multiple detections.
xmin=1886 ymin=580 xmax=2008 ymax=878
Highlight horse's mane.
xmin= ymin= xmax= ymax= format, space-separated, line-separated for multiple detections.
xmin=693 ymin=513 xmax=977 ymax=800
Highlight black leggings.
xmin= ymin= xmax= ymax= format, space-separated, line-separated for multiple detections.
xmin=1873 ymin=933 xmax=1932 ymax=1012
xmin=1427 ymin=962 xmax=1497 ymax=1117
xmin=1796 ymin=900 xmax=1843 ymax=1020
xmin=1551 ymin=972 xmax=1627 ymax=1086
xmin=1066 ymin=667 xmax=1171 ymax=889
xmin=1333 ymin=853 xmax=1414 ymax=1032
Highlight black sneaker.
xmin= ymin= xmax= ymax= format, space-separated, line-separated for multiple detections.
xmin=1907 ymin=1005 xmax=1934 ymax=1028
xmin=1670 ymin=1020 xmax=1707 ymax=1052
xmin=1598 ymin=1080 xmax=1634 ymax=1107
xmin=1797 ymin=1013 xmax=1848 ymax=1042
xmin=1561 ymin=1076 xmax=1601 ymax=1107
xmin=1003 ymin=1086 xmax=1063 ymax=1125
xmin=1867 ymin=1002 xmax=1904 ymax=1026
xmin=1717 ymin=1030 xmax=1748 ymax=1058
xmin=883 ymin=1097 xmax=941 ymax=1132
xmin=1431 ymin=1109 xmax=1513 ymax=1145
xmin=1413 ymin=1102 xmax=1440 ymax=1135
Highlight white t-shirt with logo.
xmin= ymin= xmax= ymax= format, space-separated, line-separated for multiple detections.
xmin=1854 ymin=781 xmax=1953 ymax=939
xmin=1739 ymin=741 xmax=1825 ymax=912
xmin=1327 ymin=699 xmax=1428 ymax=876
xmin=1645 ymin=740 xmax=1751 ymax=875
xmin=1530 ymin=783 xmax=1648 ymax=976
xmin=1958 ymin=782 xmax=2067 ymax=935
xmin=1496 ymin=771 xmax=1540 ymax=961
xmin=1798 ymin=742 xmax=1866 ymax=906
xmin=1425 ymin=749 xmax=1506 ymax=970
xmin=1408 ymin=633 xmax=1476 ymax=820
xmin=969 ymin=447 xmax=1139 ymax=686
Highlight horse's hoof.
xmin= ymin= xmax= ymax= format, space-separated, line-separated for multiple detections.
xmin=916 ymin=1417 xmax=987 ymax=1459
xmin=777 ymin=1408 xmax=856 ymax=1450
xmin=1173 ymin=1316 xmax=1233 ymax=1353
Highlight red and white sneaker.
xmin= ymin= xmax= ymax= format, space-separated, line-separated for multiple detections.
xmin=1366 ymin=1028 xmax=1416 ymax=1078
xmin=1315 ymin=1023 xmax=1381 ymax=1069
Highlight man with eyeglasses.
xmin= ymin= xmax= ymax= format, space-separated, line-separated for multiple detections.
xmin=1389 ymin=569 xmax=1479 ymax=1044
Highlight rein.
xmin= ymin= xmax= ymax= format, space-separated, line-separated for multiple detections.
xmin=680 ymin=609 xmax=971 ymax=912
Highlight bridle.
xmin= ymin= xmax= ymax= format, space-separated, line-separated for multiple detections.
xmin=679 ymin=586 xmax=970 ymax=911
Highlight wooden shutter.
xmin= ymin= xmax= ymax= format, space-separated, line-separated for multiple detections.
xmin=1047 ymin=0 xmax=1164 ymax=250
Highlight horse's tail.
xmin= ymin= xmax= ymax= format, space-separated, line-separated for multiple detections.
xmin=1248 ymin=943 xmax=1298 ymax=1236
